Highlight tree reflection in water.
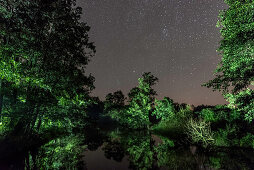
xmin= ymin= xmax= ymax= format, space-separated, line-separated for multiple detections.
xmin=2 ymin=127 xmax=254 ymax=169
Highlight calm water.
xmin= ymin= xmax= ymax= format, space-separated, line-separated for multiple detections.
xmin=1 ymin=126 xmax=254 ymax=170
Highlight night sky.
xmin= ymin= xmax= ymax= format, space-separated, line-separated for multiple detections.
xmin=77 ymin=0 xmax=228 ymax=106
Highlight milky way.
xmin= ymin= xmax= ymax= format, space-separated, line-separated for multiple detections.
xmin=77 ymin=0 xmax=228 ymax=106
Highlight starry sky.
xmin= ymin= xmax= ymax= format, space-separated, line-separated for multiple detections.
xmin=77 ymin=0 xmax=228 ymax=106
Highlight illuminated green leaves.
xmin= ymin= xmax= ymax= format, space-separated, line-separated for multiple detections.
xmin=203 ymin=0 xmax=254 ymax=121
xmin=204 ymin=0 xmax=254 ymax=94
xmin=125 ymin=72 xmax=158 ymax=129
xmin=225 ymin=88 xmax=254 ymax=121
xmin=153 ymin=97 xmax=175 ymax=121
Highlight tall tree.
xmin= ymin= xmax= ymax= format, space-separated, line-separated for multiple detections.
xmin=203 ymin=0 xmax=254 ymax=121
xmin=0 ymin=0 xmax=95 ymax=96
xmin=0 ymin=0 xmax=95 ymax=132
xmin=126 ymin=72 xmax=158 ymax=129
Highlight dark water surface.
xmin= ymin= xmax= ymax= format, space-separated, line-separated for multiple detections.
xmin=1 ymin=127 xmax=254 ymax=170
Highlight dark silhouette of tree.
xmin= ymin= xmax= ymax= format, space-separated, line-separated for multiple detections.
xmin=104 ymin=90 xmax=126 ymax=112
xmin=102 ymin=140 xmax=125 ymax=162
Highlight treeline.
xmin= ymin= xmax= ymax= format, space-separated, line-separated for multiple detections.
xmin=0 ymin=0 xmax=253 ymax=151
xmin=103 ymin=0 xmax=254 ymax=148
xmin=103 ymin=72 xmax=254 ymax=148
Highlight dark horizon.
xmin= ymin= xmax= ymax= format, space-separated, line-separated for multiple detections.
xmin=77 ymin=0 xmax=228 ymax=106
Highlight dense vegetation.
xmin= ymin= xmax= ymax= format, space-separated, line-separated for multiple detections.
xmin=0 ymin=0 xmax=253 ymax=169
xmin=105 ymin=73 xmax=254 ymax=148
xmin=0 ymin=0 xmax=96 ymax=155
xmin=203 ymin=0 xmax=254 ymax=122
xmin=104 ymin=0 xmax=254 ymax=149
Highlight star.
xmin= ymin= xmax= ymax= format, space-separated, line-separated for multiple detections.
xmin=79 ymin=0 xmax=228 ymax=106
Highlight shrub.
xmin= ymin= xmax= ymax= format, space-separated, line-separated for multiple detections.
xmin=240 ymin=133 xmax=254 ymax=148
xmin=228 ymin=109 xmax=241 ymax=122
xmin=200 ymin=108 xmax=217 ymax=122
xmin=213 ymin=129 xmax=230 ymax=147
xmin=213 ymin=124 xmax=239 ymax=147
xmin=153 ymin=105 xmax=193 ymax=139
xmin=209 ymin=157 xmax=221 ymax=169
xmin=185 ymin=118 xmax=214 ymax=148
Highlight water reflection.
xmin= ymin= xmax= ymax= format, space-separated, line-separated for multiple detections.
xmin=83 ymin=129 xmax=254 ymax=170
xmin=103 ymin=139 xmax=125 ymax=162
xmin=1 ymin=127 xmax=254 ymax=169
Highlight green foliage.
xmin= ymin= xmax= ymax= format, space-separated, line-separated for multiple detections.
xmin=0 ymin=114 xmax=11 ymax=136
xmin=107 ymin=73 xmax=159 ymax=129
xmin=240 ymin=133 xmax=254 ymax=148
xmin=177 ymin=104 xmax=193 ymax=119
xmin=185 ymin=118 xmax=214 ymax=148
xmin=153 ymin=105 xmax=193 ymax=141
xmin=155 ymin=146 xmax=197 ymax=169
xmin=35 ymin=134 xmax=86 ymax=169
xmin=213 ymin=130 xmax=230 ymax=147
xmin=107 ymin=107 xmax=129 ymax=126
xmin=198 ymin=105 xmax=241 ymax=123
xmin=213 ymin=125 xmax=239 ymax=147
xmin=153 ymin=97 xmax=176 ymax=121
xmin=200 ymin=108 xmax=217 ymax=122
xmin=125 ymin=72 xmax=158 ymax=129
xmin=156 ymin=136 xmax=175 ymax=149
xmin=209 ymin=157 xmax=221 ymax=169
xmin=203 ymin=0 xmax=254 ymax=94
xmin=0 ymin=0 xmax=95 ymax=94
xmin=126 ymin=135 xmax=154 ymax=170
xmin=225 ymin=89 xmax=254 ymax=121
xmin=203 ymin=0 xmax=254 ymax=122
xmin=228 ymin=109 xmax=242 ymax=121
xmin=0 ymin=0 xmax=95 ymax=135
xmin=155 ymin=137 xmax=176 ymax=167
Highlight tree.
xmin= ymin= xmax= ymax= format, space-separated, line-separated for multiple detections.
xmin=104 ymin=90 xmax=128 ymax=125
xmin=0 ymin=0 xmax=95 ymax=133
xmin=104 ymin=90 xmax=126 ymax=112
xmin=203 ymin=0 xmax=254 ymax=121
xmin=126 ymin=72 xmax=158 ymax=129
xmin=108 ymin=130 xmax=159 ymax=170
xmin=153 ymin=97 xmax=176 ymax=122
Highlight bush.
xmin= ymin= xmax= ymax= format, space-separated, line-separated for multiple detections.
xmin=228 ymin=109 xmax=241 ymax=122
xmin=213 ymin=124 xmax=238 ymax=147
xmin=240 ymin=133 xmax=254 ymax=148
xmin=185 ymin=118 xmax=214 ymax=148
xmin=153 ymin=105 xmax=193 ymax=139
xmin=200 ymin=108 xmax=217 ymax=122
xmin=213 ymin=129 xmax=230 ymax=147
